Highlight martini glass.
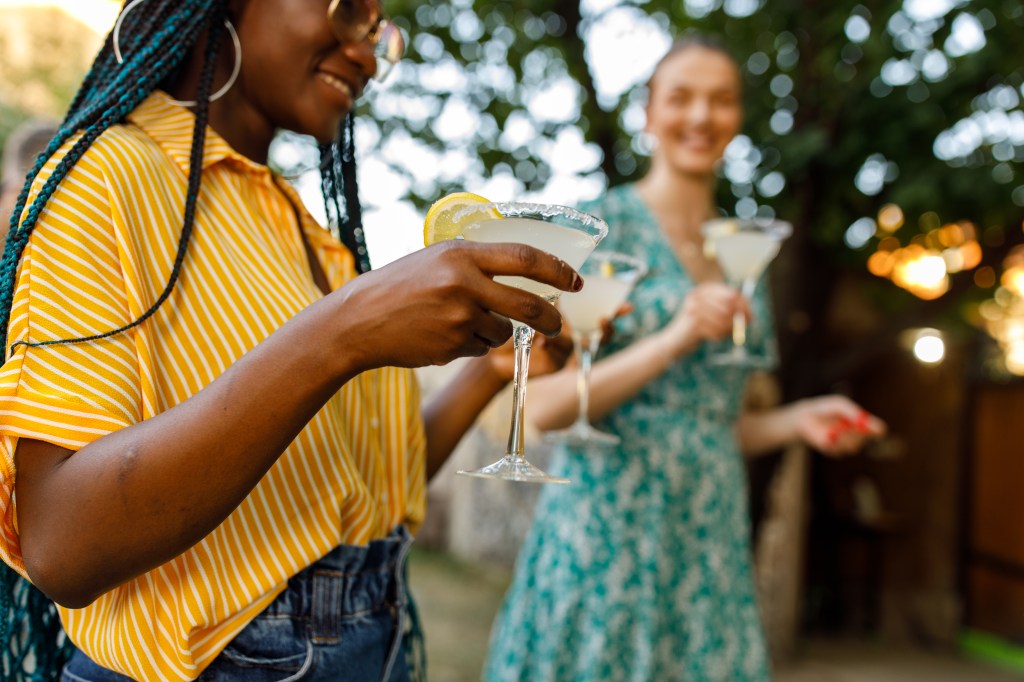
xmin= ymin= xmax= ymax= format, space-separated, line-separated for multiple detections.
xmin=456 ymin=202 xmax=608 ymax=484
xmin=544 ymin=251 xmax=646 ymax=447
xmin=702 ymin=217 xmax=791 ymax=366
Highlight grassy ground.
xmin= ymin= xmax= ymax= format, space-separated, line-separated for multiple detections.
xmin=409 ymin=548 xmax=1024 ymax=682
xmin=408 ymin=548 xmax=511 ymax=682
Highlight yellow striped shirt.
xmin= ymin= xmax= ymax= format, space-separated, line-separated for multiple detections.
xmin=0 ymin=92 xmax=426 ymax=681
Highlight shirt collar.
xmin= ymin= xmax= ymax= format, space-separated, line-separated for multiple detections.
xmin=127 ymin=90 xmax=266 ymax=175
xmin=127 ymin=90 xmax=354 ymax=281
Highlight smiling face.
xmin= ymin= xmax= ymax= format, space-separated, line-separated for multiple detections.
xmin=229 ymin=0 xmax=377 ymax=143
xmin=645 ymin=46 xmax=743 ymax=177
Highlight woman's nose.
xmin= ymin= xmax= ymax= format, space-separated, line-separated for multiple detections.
xmin=687 ymin=98 xmax=711 ymax=125
xmin=343 ymin=38 xmax=377 ymax=82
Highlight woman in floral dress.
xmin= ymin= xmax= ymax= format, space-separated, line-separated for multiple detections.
xmin=484 ymin=36 xmax=885 ymax=682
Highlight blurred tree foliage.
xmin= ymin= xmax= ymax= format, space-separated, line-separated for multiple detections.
xmin=367 ymin=0 xmax=1024 ymax=389
xmin=0 ymin=7 xmax=99 ymax=156
xmin=2 ymin=1 xmax=1022 ymax=383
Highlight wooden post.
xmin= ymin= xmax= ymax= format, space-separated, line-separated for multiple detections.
xmin=755 ymin=444 xmax=811 ymax=664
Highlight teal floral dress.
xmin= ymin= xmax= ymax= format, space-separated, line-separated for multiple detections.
xmin=484 ymin=184 xmax=774 ymax=682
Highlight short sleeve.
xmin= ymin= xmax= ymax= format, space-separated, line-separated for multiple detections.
xmin=0 ymin=146 xmax=143 ymax=571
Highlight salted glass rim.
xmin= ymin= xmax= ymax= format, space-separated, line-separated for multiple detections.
xmin=584 ymin=250 xmax=649 ymax=279
xmin=452 ymin=201 xmax=609 ymax=242
xmin=701 ymin=216 xmax=793 ymax=240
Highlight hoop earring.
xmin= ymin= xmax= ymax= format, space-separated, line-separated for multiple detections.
xmin=113 ymin=0 xmax=242 ymax=107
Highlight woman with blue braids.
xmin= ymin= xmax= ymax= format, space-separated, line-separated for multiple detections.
xmin=0 ymin=0 xmax=579 ymax=680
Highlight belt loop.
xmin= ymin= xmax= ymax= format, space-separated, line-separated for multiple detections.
xmin=380 ymin=528 xmax=413 ymax=681
xmin=311 ymin=568 xmax=343 ymax=644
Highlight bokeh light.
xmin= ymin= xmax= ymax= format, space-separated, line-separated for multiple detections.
xmin=861 ymin=208 xmax=987 ymax=302
xmin=912 ymin=329 xmax=945 ymax=364
xmin=878 ymin=204 xmax=905 ymax=232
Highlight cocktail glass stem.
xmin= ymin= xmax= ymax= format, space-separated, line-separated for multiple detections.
xmin=729 ymin=277 xmax=757 ymax=353
xmin=506 ymin=323 xmax=534 ymax=459
xmin=542 ymin=329 xmax=618 ymax=447
xmin=458 ymin=320 xmax=571 ymax=482
xmin=460 ymin=321 xmax=569 ymax=482
xmin=732 ymin=310 xmax=747 ymax=347
xmin=571 ymin=330 xmax=601 ymax=435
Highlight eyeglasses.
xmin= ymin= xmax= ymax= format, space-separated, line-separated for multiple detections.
xmin=327 ymin=0 xmax=405 ymax=81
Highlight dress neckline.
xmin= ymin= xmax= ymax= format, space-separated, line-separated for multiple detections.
xmin=620 ymin=183 xmax=695 ymax=285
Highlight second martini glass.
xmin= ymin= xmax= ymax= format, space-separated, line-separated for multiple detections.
xmin=456 ymin=202 xmax=608 ymax=484
xmin=544 ymin=251 xmax=646 ymax=447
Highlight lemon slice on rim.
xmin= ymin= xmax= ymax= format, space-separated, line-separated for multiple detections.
xmin=702 ymin=218 xmax=738 ymax=260
xmin=423 ymin=192 xmax=501 ymax=246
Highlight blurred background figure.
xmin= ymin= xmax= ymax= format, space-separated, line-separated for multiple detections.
xmin=484 ymin=36 xmax=884 ymax=682
xmin=0 ymin=119 xmax=58 ymax=248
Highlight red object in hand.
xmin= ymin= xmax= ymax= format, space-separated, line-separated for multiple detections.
xmin=826 ymin=417 xmax=855 ymax=446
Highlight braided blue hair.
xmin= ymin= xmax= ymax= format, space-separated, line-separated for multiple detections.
xmin=0 ymin=0 xmax=369 ymax=677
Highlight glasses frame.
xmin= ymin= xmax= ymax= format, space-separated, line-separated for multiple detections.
xmin=327 ymin=0 xmax=404 ymax=81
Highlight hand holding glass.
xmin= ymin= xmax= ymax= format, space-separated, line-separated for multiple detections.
xmin=456 ymin=203 xmax=608 ymax=484
xmin=544 ymin=252 xmax=646 ymax=448
xmin=701 ymin=218 xmax=791 ymax=366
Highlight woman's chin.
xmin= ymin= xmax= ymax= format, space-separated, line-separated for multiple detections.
xmin=288 ymin=110 xmax=348 ymax=145
xmin=310 ymin=118 xmax=347 ymax=144
xmin=670 ymin=160 xmax=719 ymax=178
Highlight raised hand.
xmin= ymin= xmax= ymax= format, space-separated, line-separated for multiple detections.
xmin=330 ymin=240 xmax=581 ymax=371
xmin=661 ymin=282 xmax=751 ymax=358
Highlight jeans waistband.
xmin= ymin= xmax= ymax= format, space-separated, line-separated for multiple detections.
xmin=62 ymin=526 xmax=417 ymax=682
xmin=312 ymin=524 xmax=412 ymax=575
xmin=271 ymin=525 xmax=414 ymax=643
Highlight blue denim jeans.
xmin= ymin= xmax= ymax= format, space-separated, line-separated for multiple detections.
xmin=62 ymin=526 xmax=421 ymax=682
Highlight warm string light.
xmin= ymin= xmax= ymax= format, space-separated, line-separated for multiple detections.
xmin=863 ymin=205 xmax=982 ymax=301
xmin=858 ymin=207 xmax=1024 ymax=372
xmin=972 ymin=246 xmax=1024 ymax=375
xmin=860 ymin=208 xmax=1024 ymax=374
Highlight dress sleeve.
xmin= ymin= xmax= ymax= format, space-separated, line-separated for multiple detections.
xmin=0 ymin=147 xmax=143 ymax=574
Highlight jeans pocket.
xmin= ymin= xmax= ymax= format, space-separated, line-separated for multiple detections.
xmin=206 ymin=613 xmax=314 ymax=682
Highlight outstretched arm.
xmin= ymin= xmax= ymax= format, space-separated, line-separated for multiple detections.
xmin=736 ymin=395 xmax=887 ymax=458
xmin=529 ymin=282 xmax=748 ymax=430
xmin=14 ymin=241 xmax=579 ymax=609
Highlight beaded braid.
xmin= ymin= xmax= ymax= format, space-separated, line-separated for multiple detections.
xmin=321 ymin=114 xmax=371 ymax=274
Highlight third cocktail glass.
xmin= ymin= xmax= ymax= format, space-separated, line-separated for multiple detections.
xmin=456 ymin=202 xmax=608 ymax=484
xmin=702 ymin=217 xmax=791 ymax=366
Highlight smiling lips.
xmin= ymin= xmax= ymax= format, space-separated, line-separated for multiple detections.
xmin=316 ymin=70 xmax=358 ymax=102
xmin=673 ymin=132 xmax=717 ymax=153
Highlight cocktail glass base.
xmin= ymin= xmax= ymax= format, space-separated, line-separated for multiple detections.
xmin=708 ymin=347 xmax=773 ymax=368
xmin=457 ymin=456 xmax=570 ymax=484
xmin=543 ymin=424 xmax=620 ymax=448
